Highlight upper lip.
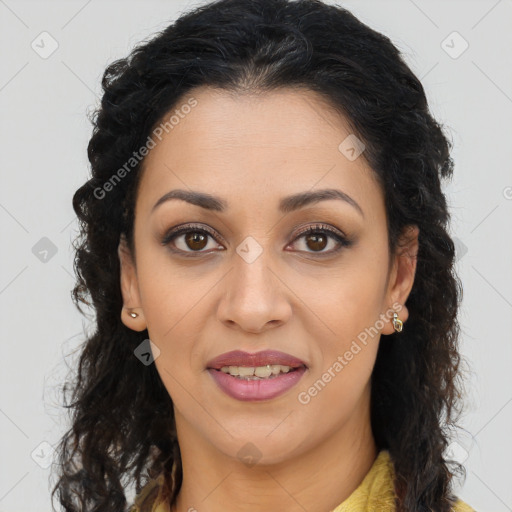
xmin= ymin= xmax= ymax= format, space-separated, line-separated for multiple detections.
xmin=206 ymin=350 xmax=307 ymax=370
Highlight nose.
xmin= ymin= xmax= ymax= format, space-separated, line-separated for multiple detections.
xmin=217 ymin=245 xmax=293 ymax=334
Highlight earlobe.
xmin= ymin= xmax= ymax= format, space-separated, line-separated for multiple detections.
xmin=382 ymin=225 xmax=419 ymax=335
xmin=118 ymin=236 xmax=147 ymax=332
xmin=381 ymin=304 xmax=408 ymax=335
xmin=121 ymin=306 xmax=147 ymax=332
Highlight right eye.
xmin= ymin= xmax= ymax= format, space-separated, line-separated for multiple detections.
xmin=161 ymin=223 xmax=225 ymax=255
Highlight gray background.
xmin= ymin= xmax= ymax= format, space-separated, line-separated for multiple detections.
xmin=1 ymin=0 xmax=511 ymax=511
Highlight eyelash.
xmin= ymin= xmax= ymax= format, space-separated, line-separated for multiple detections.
xmin=161 ymin=222 xmax=353 ymax=257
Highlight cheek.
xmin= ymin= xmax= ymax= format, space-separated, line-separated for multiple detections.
xmin=136 ymin=250 xmax=207 ymax=337
xmin=292 ymin=259 xmax=387 ymax=342
xmin=296 ymin=319 xmax=380 ymax=419
xmin=289 ymin=251 xmax=387 ymax=394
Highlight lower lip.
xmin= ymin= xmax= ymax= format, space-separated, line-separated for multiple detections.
xmin=207 ymin=367 xmax=307 ymax=401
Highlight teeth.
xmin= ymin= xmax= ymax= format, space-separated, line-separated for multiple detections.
xmin=219 ymin=364 xmax=293 ymax=379
xmin=255 ymin=366 xmax=272 ymax=378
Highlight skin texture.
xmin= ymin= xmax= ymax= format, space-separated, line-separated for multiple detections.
xmin=118 ymin=86 xmax=419 ymax=512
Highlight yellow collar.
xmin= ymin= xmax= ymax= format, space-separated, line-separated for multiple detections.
xmin=132 ymin=449 xmax=474 ymax=512
xmin=331 ymin=449 xmax=395 ymax=511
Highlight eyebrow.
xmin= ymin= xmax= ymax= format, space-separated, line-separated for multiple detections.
xmin=151 ymin=188 xmax=364 ymax=217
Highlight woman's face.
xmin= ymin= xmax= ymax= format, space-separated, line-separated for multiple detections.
xmin=119 ymin=86 xmax=417 ymax=465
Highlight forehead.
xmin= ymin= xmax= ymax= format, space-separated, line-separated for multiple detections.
xmin=151 ymin=85 xmax=354 ymax=150
xmin=136 ymin=86 xmax=382 ymax=218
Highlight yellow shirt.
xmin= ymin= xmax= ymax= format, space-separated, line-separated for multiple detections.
xmin=131 ymin=450 xmax=475 ymax=512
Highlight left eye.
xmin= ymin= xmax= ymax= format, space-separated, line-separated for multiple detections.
xmin=289 ymin=224 xmax=352 ymax=254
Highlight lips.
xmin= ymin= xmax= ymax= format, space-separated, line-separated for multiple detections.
xmin=206 ymin=350 xmax=307 ymax=370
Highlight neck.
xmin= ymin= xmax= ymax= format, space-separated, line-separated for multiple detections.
xmin=170 ymin=395 xmax=377 ymax=512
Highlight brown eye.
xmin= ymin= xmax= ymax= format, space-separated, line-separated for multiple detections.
xmin=290 ymin=224 xmax=352 ymax=255
xmin=161 ymin=222 xmax=352 ymax=257
xmin=184 ymin=232 xmax=209 ymax=251
xmin=304 ymin=232 xmax=328 ymax=252
xmin=161 ymin=224 xmax=223 ymax=255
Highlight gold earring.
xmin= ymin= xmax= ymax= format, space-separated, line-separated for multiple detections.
xmin=392 ymin=311 xmax=403 ymax=332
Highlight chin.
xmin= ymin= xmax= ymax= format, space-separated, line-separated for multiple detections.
xmin=212 ymin=429 xmax=308 ymax=467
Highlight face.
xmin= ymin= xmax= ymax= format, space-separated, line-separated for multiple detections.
xmin=119 ymin=86 xmax=418 ymax=465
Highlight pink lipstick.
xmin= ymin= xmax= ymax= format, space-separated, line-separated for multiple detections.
xmin=206 ymin=350 xmax=307 ymax=401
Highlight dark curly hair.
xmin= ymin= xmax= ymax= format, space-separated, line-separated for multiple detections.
xmin=50 ymin=0 xmax=469 ymax=510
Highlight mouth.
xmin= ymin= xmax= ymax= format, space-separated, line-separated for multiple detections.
xmin=206 ymin=350 xmax=308 ymax=401
xmin=206 ymin=349 xmax=308 ymax=372
xmin=211 ymin=363 xmax=306 ymax=380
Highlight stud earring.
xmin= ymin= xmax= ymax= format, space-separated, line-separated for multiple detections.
xmin=392 ymin=311 xmax=403 ymax=333
xmin=128 ymin=309 xmax=139 ymax=318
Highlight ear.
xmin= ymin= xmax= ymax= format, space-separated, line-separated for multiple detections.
xmin=381 ymin=224 xmax=419 ymax=335
xmin=118 ymin=235 xmax=147 ymax=332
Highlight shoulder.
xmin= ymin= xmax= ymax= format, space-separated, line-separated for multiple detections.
xmin=452 ymin=497 xmax=477 ymax=512
xmin=332 ymin=450 xmax=396 ymax=511
xmin=331 ymin=450 xmax=477 ymax=512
